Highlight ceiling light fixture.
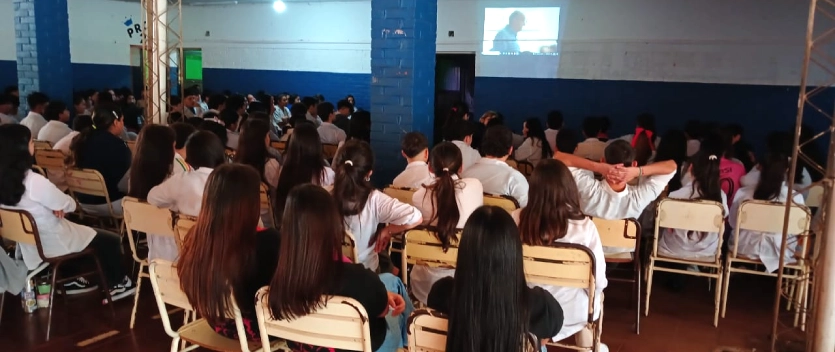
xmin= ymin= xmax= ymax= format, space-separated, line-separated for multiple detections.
xmin=273 ymin=0 xmax=286 ymax=13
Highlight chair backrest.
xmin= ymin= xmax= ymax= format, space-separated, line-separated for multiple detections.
xmin=342 ymin=231 xmax=359 ymax=263
xmin=33 ymin=140 xmax=52 ymax=150
xmin=408 ymin=309 xmax=448 ymax=352
xmin=382 ymin=186 xmax=417 ymax=205
xmin=806 ymin=184 xmax=825 ymax=208
xmin=483 ymin=193 xmax=520 ymax=214
xmin=402 ymin=228 xmax=459 ymax=284
xmin=0 ymin=208 xmax=38 ymax=246
xmin=254 ymin=287 xmax=373 ymax=352
xmin=505 ymin=159 xmax=518 ymax=169
xmin=323 ymin=144 xmax=339 ymax=160
xmin=732 ymin=200 xmax=811 ymax=256
xmin=655 ymin=198 xmax=725 ymax=234
xmin=123 ymin=197 xmax=176 ymax=263
xmin=126 ymin=140 xmax=137 ymax=156
xmin=259 ymin=183 xmax=274 ymax=223
xmin=66 ymin=168 xmax=111 ymax=201
xmin=270 ymin=140 xmax=287 ymax=153
xmin=34 ymin=149 xmax=66 ymax=171
xmin=592 ymin=217 xmax=640 ymax=252
xmin=516 ymin=161 xmax=535 ymax=177
xmin=148 ymin=259 xmax=196 ymax=339
xmin=31 ymin=165 xmax=47 ymax=177
xmin=174 ymin=214 xmax=198 ymax=249
xmin=522 ymin=243 xmax=596 ymax=322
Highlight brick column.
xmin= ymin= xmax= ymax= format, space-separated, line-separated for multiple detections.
xmin=370 ymin=0 xmax=437 ymax=184
xmin=14 ymin=0 xmax=72 ymax=112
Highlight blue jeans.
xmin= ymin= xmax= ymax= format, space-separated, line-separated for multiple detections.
xmin=377 ymin=273 xmax=414 ymax=351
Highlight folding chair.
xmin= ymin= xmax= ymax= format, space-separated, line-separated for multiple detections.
xmin=805 ymin=184 xmax=824 ymax=209
xmin=523 ymin=243 xmax=600 ymax=351
xmin=407 ymin=309 xmax=448 ymax=352
xmin=123 ymin=197 xmax=176 ymax=329
xmin=33 ymin=140 xmax=53 ymax=150
xmin=645 ymin=198 xmax=726 ymax=327
xmin=721 ymin=200 xmax=811 ymax=329
xmin=401 ymin=228 xmax=459 ymax=286
xmin=516 ymin=160 xmax=535 ymax=177
xmin=31 ymin=165 xmax=47 ymax=177
xmin=174 ymin=214 xmax=198 ymax=250
xmin=254 ymin=286 xmax=374 ymax=352
xmin=382 ymin=186 xmax=418 ymax=254
xmin=269 ymin=140 xmax=286 ymax=153
xmin=483 ymin=193 xmax=520 ymax=214
xmin=505 ymin=159 xmax=518 ymax=169
xmin=34 ymin=149 xmax=67 ymax=189
xmin=0 ymin=208 xmax=114 ymax=340
xmin=592 ymin=217 xmax=641 ymax=334
xmin=342 ymin=231 xmax=359 ymax=264
xmin=323 ymin=144 xmax=339 ymax=161
xmin=65 ymin=168 xmax=124 ymax=234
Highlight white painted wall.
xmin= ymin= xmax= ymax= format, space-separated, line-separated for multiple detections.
xmin=0 ymin=0 xmax=15 ymax=61
xmin=68 ymin=0 xmax=143 ymax=66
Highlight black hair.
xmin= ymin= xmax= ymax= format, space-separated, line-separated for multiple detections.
xmin=234 ymin=119 xmax=272 ymax=181
xmin=684 ymin=120 xmax=703 ymax=140
xmin=448 ymin=101 xmax=470 ymax=122
xmin=208 ymin=94 xmax=227 ymax=111
xmin=555 ymin=128 xmax=579 ymax=153
xmin=424 ymin=142 xmax=464 ymax=251
xmin=690 ymin=132 xmax=724 ymax=203
xmin=27 ymin=92 xmax=49 ymax=110
xmin=0 ymin=94 xmax=14 ymax=106
xmin=122 ymin=104 xmax=143 ymax=132
xmin=67 ymin=106 xmax=122 ymax=167
xmin=336 ymin=99 xmax=353 ymax=112
xmin=332 ymin=139 xmax=375 ymax=217
xmin=247 ymin=101 xmax=268 ymax=114
xmin=317 ymin=102 xmax=335 ymax=123
xmin=480 ymin=125 xmax=513 ymax=158
xmin=226 ymin=95 xmax=247 ymax=113
xmin=184 ymin=86 xmax=200 ymax=98
xmin=603 ymin=140 xmax=635 ymax=166
xmin=44 ymin=101 xmax=68 ymax=122
xmin=128 ymin=125 xmax=176 ymax=199
xmin=185 ymin=131 xmax=226 ymax=170
xmin=171 ymin=122 xmax=197 ymax=150
xmin=348 ymin=110 xmax=371 ymax=142
xmin=401 ymin=132 xmax=429 ymax=158
xmin=220 ymin=109 xmax=240 ymax=131
xmin=0 ymin=124 xmax=33 ymax=206
xmin=169 ymin=95 xmax=182 ymax=107
xmin=199 ymin=120 xmax=229 ymax=146
xmin=302 ymin=97 xmax=318 ymax=109
xmin=654 ymin=130 xmax=687 ymax=192
xmin=73 ymin=92 xmax=86 ymax=107
xmin=523 ymin=118 xmax=552 ymax=159
xmin=546 ymin=110 xmax=563 ymax=130
xmin=272 ymin=123 xmax=328 ymax=221
xmin=582 ymin=116 xmax=600 ymax=138
xmin=443 ymin=119 xmax=475 ymax=142
xmin=72 ymin=115 xmax=94 ymax=132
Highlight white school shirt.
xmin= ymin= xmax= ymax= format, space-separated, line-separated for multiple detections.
xmin=172 ymin=153 xmax=190 ymax=176
xmin=20 ymin=112 xmax=47 ymax=139
xmin=410 ymin=176 xmax=484 ymax=304
xmin=510 ymin=211 xmax=607 ymax=341
xmin=392 ymin=161 xmax=434 ymax=190
xmin=342 ymin=190 xmax=422 ymax=271
xmin=226 ymin=130 xmax=240 ymax=150
xmin=514 ymin=137 xmax=545 ymax=165
xmin=574 ymin=138 xmax=607 ymax=161
xmin=450 ymin=140 xmax=481 ymax=171
xmin=729 ymin=185 xmax=805 ymax=273
xmin=740 ymin=167 xmax=812 ymax=198
xmin=686 ymin=139 xmax=701 ymax=157
xmin=0 ymin=112 xmax=16 ymax=125
xmin=146 ymin=167 xmax=214 ymax=261
xmin=544 ymin=128 xmax=559 ymax=153
xmin=53 ymin=131 xmax=78 ymax=154
xmin=2 ymin=171 xmax=96 ymax=269
xmin=657 ymin=180 xmax=729 ymax=259
xmin=317 ymin=122 xmax=347 ymax=145
xmin=462 ymin=157 xmax=529 ymax=207
xmin=571 ymin=166 xmax=675 ymax=221
xmin=306 ymin=112 xmax=323 ymax=127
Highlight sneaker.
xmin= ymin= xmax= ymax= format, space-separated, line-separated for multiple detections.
xmin=104 ymin=277 xmax=136 ymax=303
xmin=62 ymin=277 xmax=98 ymax=295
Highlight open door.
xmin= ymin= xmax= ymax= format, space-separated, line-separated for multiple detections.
xmin=433 ymin=53 xmax=476 ymax=145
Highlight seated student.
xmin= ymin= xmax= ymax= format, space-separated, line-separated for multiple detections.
xmin=220 ymin=109 xmax=241 ymax=150
xmin=234 ymin=119 xmax=280 ymax=189
xmin=740 ymin=131 xmax=812 ymax=196
xmin=684 ymin=120 xmax=703 ymax=158
xmin=199 ymin=120 xmax=229 ymax=147
xmin=513 ymin=159 xmax=608 ymax=351
xmin=444 ymin=119 xmax=482 ymax=171
xmin=178 ymin=164 xmax=280 ymax=341
xmin=658 ymin=145 xmax=729 ymax=259
xmin=555 ymin=128 xmax=580 ymax=154
xmin=597 ymin=116 xmax=612 ymax=142
xmin=279 ymin=103 xmax=310 ymax=142
xmin=462 ymin=125 xmax=529 ymax=207
xmin=731 ymin=136 xmax=805 ymax=273
xmin=0 ymin=124 xmax=135 ymax=299
xmin=170 ymin=122 xmax=197 ymax=174
xmin=616 ymin=113 xmax=661 ymax=150
xmin=0 ymin=94 xmax=17 ymax=125
xmin=272 ymin=122 xmax=335 ymax=222
xmin=302 ymin=96 xmax=322 ymax=127
xmin=683 ymin=132 xmax=745 ymax=207
xmin=334 ymin=99 xmax=353 ymax=134
xmin=316 ymin=102 xmax=347 ymax=145
xmin=727 ymin=123 xmax=756 ymax=172
xmin=127 ymin=125 xmax=176 ymax=201
xmin=428 ymin=206 xmax=564 ymax=352
xmin=392 ymin=132 xmax=433 ymax=189
xmin=575 ymin=117 xmax=607 ymax=161
xmin=269 ymin=184 xmax=409 ymax=351
xmin=544 ymin=110 xmax=563 ymax=153
xmin=20 ymin=92 xmax=49 ymax=138
xmin=332 ymin=139 xmax=423 ymax=271
xmin=67 ymin=106 xmax=131 ymax=216
xmin=147 ymin=131 xmax=226 ymax=261
xmin=553 ymin=140 xmax=676 ymax=222
xmin=38 ymin=101 xmax=72 ymax=145
xmin=514 ymin=118 xmax=551 ymax=165
xmin=410 ymin=142 xmax=483 ymax=304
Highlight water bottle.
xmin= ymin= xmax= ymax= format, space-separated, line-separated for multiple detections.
xmin=20 ymin=279 xmax=37 ymax=313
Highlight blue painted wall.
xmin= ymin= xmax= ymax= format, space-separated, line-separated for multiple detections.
xmin=72 ymin=63 xmax=132 ymax=92
xmin=0 ymin=60 xmax=16 ymax=90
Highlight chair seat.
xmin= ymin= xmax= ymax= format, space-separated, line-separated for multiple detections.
xmin=656 ymin=252 xmax=717 ymax=264
xmin=604 ymin=252 xmax=634 ymax=262
xmin=179 ymin=318 xmax=263 ymax=352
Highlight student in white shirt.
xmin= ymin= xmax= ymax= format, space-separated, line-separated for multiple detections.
xmin=38 ymin=101 xmax=73 ymax=145
xmin=316 ymin=102 xmax=347 ymax=145
xmin=0 ymin=124 xmax=135 ymax=300
xmin=0 ymin=94 xmax=18 ymax=125
xmin=302 ymin=96 xmax=323 ymax=127
xmin=20 ymin=92 xmax=49 ymax=138
xmin=220 ymin=109 xmax=241 ymax=150
xmin=182 ymin=86 xmax=204 ymax=119
xmin=462 ymin=125 xmax=529 ymax=207
xmin=273 ymin=122 xmax=336 ymax=222
xmin=512 ymin=158 xmax=609 ymax=352
xmin=170 ymin=122 xmax=197 ymax=174
xmin=147 ymin=131 xmax=226 ymax=261
xmin=332 ymin=139 xmax=423 ymax=271
xmin=575 ymin=116 xmax=607 ymax=161
xmin=544 ymin=110 xmax=563 ymax=153
xmin=444 ymin=119 xmax=482 ymax=171
xmin=684 ymin=120 xmax=702 ymax=157
xmin=554 ymin=140 xmax=677 ymax=222
xmin=514 ymin=117 xmax=551 ymax=165
xmin=392 ymin=132 xmax=433 ymax=189
xmin=127 ymin=125 xmax=177 ymax=201
xmin=410 ymin=142 xmax=484 ymax=304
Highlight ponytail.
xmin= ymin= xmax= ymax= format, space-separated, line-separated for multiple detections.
xmin=67 ymin=106 xmax=121 ymax=167
xmin=690 ymin=134 xmax=724 ymax=203
xmin=425 ymin=142 xmax=464 ymax=251
xmin=332 ymin=140 xmax=375 ymax=217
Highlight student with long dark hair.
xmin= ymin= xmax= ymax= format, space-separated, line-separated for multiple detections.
xmin=272 ymin=122 xmax=334 ymax=222
xmin=332 ymin=139 xmax=423 ymax=271
xmin=653 ymin=130 xmax=688 ymax=193
xmin=619 ymin=113 xmax=660 ymax=150
xmin=410 ymin=142 xmax=483 ymax=304
xmin=348 ymin=110 xmax=372 ymax=143
xmin=681 ymin=132 xmax=745 ymax=207
xmin=515 ymin=118 xmax=551 ymax=165
xmin=178 ymin=164 xmax=281 ymax=340
xmin=514 ymin=159 xmax=608 ymax=351
xmin=234 ymin=119 xmax=280 ymax=189
xmin=427 ymin=206 xmax=564 ymax=352
xmin=147 ymin=131 xmax=226 ymax=261
xmin=268 ymin=184 xmax=407 ymax=351
xmin=127 ymin=125 xmax=176 ymax=200
xmin=0 ymin=124 xmax=134 ymax=299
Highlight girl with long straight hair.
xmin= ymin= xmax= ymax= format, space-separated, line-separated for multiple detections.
xmin=234 ymin=119 xmax=280 ymax=189
xmin=409 ymin=142 xmax=483 ymax=304
xmin=514 ymin=159 xmax=608 ymax=351
xmin=268 ymin=184 xmax=405 ymax=352
xmin=272 ymin=122 xmax=334 ymax=223
xmin=427 ymin=206 xmax=563 ymax=352
xmin=127 ymin=125 xmax=175 ymax=199
xmin=177 ymin=164 xmax=280 ymax=340
xmin=515 ymin=118 xmax=552 ymax=165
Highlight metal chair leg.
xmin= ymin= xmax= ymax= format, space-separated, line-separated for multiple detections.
xmin=91 ymin=255 xmax=116 ymax=320
xmin=129 ymin=263 xmax=145 ymax=329
xmin=0 ymin=291 xmax=5 ymax=326
xmin=46 ymin=264 xmax=61 ymax=341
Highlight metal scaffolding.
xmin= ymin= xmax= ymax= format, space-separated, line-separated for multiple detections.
xmin=140 ymin=0 xmax=183 ymax=125
xmin=773 ymin=0 xmax=835 ymax=350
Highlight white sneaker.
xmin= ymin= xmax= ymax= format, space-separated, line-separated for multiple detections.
xmin=104 ymin=276 xmax=136 ymax=303
xmin=62 ymin=277 xmax=99 ymax=295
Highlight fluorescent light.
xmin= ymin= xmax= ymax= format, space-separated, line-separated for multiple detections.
xmin=273 ymin=1 xmax=286 ymax=13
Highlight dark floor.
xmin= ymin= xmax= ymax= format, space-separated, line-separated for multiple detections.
xmin=0 ymin=268 xmax=809 ymax=352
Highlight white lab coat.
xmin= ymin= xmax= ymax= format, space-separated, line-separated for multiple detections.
xmin=146 ymin=167 xmax=213 ymax=261
xmin=657 ymin=180 xmax=729 ymax=259
xmin=392 ymin=161 xmax=434 ymax=190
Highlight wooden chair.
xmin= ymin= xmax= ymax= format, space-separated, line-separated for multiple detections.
xmin=254 ymin=286 xmax=374 ymax=352
xmin=592 ymin=217 xmax=641 ymax=334
xmin=483 ymin=193 xmax=520 ymax=214
xmin=174 ymin=214 xmax=198 ymax=250
xmin=34 ymin=149 xmax=66 ymax=178
xmin=516 ymin=160 xmax=535 ymax=177
xmin=645 ymin=198 xmax=726 ymax=327
xmin=148 ymin=260 xmax=267 ymax=352
xmin=805 ymin=184 xmax=824 ymax=209
xmin=407 ymin=309 xmax=448 ymax=352
xmin=401 ymin=228 xmax=459 ymax=286
xmin=522 ymin=243 xmax=600 ymax=351
xmin=0 ymin=208 xmax=114 ymax=340
xmin=342 ymin=231 xmax=359 ymax=264
xmin=269 ymin=140 xmax=287 ymax=153
xmin=122 ymin=197 xmax=176 ymax=329
xmin=382 ymin=186 xmax=418 ymax=254
xmin=323 ymin=144 xmax=339 ymax=161
xmin=65 ymin=168 xmax=124 ymax=234
xmin=31 ymin=165 xmax=47 ymax=177
xmin=505 ymin=159 xmax=518 ymax=169
xmin=721 ymin=200 xmax=811 ymax=329
xmin=33 ymin=140 xmax=53 ymax=150
xmin=126 ymin=140 xmax=137 ymax=156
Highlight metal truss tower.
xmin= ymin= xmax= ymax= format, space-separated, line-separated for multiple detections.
xmin=140 ymin=0 xmax=183 ymax=125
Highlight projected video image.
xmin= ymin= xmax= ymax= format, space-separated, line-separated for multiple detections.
xmin=482 ymin=7 xmax=560 ymax=55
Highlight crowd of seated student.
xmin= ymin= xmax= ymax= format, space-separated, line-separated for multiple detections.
xmin=462 ymin=125 xmax=529 ymax=207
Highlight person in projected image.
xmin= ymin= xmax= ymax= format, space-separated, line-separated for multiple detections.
xmin=491 ymin=10 xmax=526 ymax=53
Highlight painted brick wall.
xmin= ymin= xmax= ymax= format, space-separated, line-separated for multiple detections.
xmin=370 ymin=0 xmax=437 ymax=184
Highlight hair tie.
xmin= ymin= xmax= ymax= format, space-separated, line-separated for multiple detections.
xmin=111 ymin=111 xmax=119 ymax=119
xmin=92 ymin=124 xmax=97 ymax=130
xmin=344 ymin=160 xmax=353 ymax=166
xmin=442 ymin=167 xmax=449 ymax=172
xmin=708 ymin=155 xmax=718 ymax=161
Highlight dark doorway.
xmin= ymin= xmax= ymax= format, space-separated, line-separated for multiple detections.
xmin=434 ymin=53 xmax=476 ymax=145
